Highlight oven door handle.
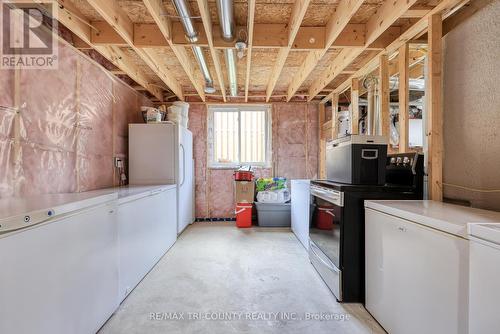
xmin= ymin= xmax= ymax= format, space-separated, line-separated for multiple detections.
xmin=310 ymin=243 xmax=340 ymax=273
xmin=320 ymin=209 xmax=335 ymax=217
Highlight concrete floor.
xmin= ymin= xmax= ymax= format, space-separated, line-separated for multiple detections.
xmin=99 ymin=223 xmax=385 ymax=334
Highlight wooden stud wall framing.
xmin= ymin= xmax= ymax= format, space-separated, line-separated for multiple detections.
xmin=350 ymin=78 xmax=360 ymax=135
xmin=398 ymin=43 xmax=410 ymax=153
xmin=318 ymin=103 xmax=326 ymax=179
xmin=427 ymin=14 xmax=444 ymax=201
xmin=379 ymin=54 xmax=390 ymax=138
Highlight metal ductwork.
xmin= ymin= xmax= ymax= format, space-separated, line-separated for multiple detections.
xmin=171 ymin=0 xmax=215 ymax=94
xmin=216 ymin=0 xmax=238 ymax=97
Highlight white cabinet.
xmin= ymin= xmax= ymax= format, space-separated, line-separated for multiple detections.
xmin=365 ymin=208 xmax=469 ymax=334
xmin=117 ymin=187 xmax=177 ymax=300
xmin=0 ymin=203 xmax=119 ymax=334
xmin=469 ymin=224 xmax=500 ymax=334
xmin=291 ymin=180 xmax=311 ymax=250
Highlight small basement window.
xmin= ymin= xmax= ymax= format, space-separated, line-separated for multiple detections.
xmin=208 ymin=105 xmax=272 ymax=168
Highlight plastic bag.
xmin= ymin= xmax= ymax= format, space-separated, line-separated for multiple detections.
xmin=256 ymin=189 xmax=290 ymax=203
xmin=255 ymin=177 xmax=287 ymax=192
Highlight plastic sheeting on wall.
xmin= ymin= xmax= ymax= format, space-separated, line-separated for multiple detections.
xmin=188 ymin=103 xmax=318 ymax=219
xmin=0 ymin=34 xmax=153 ymax=198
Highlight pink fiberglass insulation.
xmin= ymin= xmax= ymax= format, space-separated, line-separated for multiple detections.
xmin=0 ymin=69 xmax=15 ymax=197
xmin=209 ymin=169 xmax=236 ymax=218
xmin=188 ymin=103 xmax=318 ymax=219
xmin=188 ymin=104 xmax=209 ymax=217
xmin=0 ymin=33 xmax=153 ymax=198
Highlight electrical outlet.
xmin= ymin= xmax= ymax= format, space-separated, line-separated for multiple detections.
xmin=114 ymin=157 xmax=123 ymax=168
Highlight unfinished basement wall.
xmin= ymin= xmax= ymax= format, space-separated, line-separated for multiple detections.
xmin=442 ymin=0 xmax=500 ymax=210
xmin=189 ymin=103 xmax=319 ymax=219
xmin=0 ymin=41 xmax=152 ymax=199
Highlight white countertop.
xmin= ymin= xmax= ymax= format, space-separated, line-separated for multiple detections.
xmin=0 ymin=184 xmax=175 ymax=235
xmin=116 ymin=184 xmax=176 ymax=204
xmin=365 ymin=200 xmax=500 ymax=239
xmin=468 ymin=223 xmax=500 ymax=245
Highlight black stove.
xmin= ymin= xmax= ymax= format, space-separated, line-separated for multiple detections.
xmin=309 ymin=153 xmax=424 ymax=303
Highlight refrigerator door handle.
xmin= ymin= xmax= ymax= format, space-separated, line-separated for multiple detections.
xmin=180 ymin=143 xmax=186 ymax=187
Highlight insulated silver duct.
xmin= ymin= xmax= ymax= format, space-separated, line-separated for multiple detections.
xmin=192 ymin=46 xmax=216 ymax=93
xmin=225 ymin=49 xmax=238 ymax=96
xmin=171 ymin=0 xmax=215 ymax=93
xmin=215 ymin=0 xmax=235 ymax=42
xmin=216 ymin=0 xmax=238 ymax=97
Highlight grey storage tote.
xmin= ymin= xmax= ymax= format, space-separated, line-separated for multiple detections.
xmin=255 ymin=202 xmax=291 ymax=227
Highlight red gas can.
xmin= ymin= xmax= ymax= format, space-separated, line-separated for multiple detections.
xmin=316 ymin=206 xmax=335 ymax=230
xmin=235 ymin=203 xmax=253 ymax=228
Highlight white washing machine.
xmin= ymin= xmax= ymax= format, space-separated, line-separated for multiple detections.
xmin=468 ymin=223 xmax=500 ymax=334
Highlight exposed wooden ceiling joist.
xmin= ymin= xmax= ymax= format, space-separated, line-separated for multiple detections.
xmin=330 ymin=0 xmax=472 ymax=98
xmin=244 ymin=0 xmax=256 ymax=102
xmin=35 ymin=0 xmax=164 ymax=100
xmin=286 ymin=0 xmax=366 ymax=101
xmin=142 ymin=0 xmax=206 ymax=101
xmin=307 ymin=0 xmax=421 ymax=101
xmin=265 ymin=0 xmax=312 ymax=101
xmin=85 ymin=0 xmax=184 ymax=100
xmin=195 ymin=0 xmax=227 ymax=102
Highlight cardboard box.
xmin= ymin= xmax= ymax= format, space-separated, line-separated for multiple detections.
xmin=235 ymin=181 xmax=255 ymax=203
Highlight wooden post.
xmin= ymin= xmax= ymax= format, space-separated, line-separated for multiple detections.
xmin=319 ymin=103 xmax=327 ymax=178
xmin=427 ymin=14 xmax=443 ymax=201
xmin=331 ymin=93 xmax=339 ymax=139
xmin=350 ymin=78 xmax=359 ymax=134
xmin=379 ymin=54 xmax=390 ymax=138
xmin=399 ymin=43 xmax=410 ymax=153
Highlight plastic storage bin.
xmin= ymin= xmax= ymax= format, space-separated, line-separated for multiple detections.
xmin=235 ymin=203 xmax=253 ymax=228
xmin=255 ymin=202 xmax=291 ymax=227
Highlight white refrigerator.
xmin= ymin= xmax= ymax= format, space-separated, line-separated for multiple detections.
xmin=129 ymin=123 xmax=194 ymax=234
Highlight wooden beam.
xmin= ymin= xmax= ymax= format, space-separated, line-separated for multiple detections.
xmin=286 ymin=0 xmax=366 ymax=101
xmin=330 ymin=0 xmax=470 ymax=97
xmin=379 ymin=54 xmax=390 ymax=138
xmin=195 ymin=0 xmax=227 ymax=101
xmin=85 ymin=0 xmax=183 ymax=99
xmin=72 ymin=34 xmax=92 ymax=49
xmin=170 ymin=23 xmax=365 ymax=49
xmin=109 ymin=69 xmax=126 ymax=75
xmin=319 ymin=103 xmax=327 ymax=178
xmin=350 ymin=78 xmax=360 ymax=134
xmin=331 ymin=93 xmax=339 ymax=139
xmin=307 ymin=0 xmax=419 ymax=101
xmin=398 ymin=43 xmax=409 ymax=153
xmin=143 ymin=0 xmax=206 ymax=101
xmin=265 ymin=0 xmax=311 ymax=101
xmin=427 ymin=14 xmax=443 ymax=201
xmin=35 ymin=0 xmax=164 ymax=100
xmin=401 ymin=9 xmax=432 ymax=18
xmin=133 ymin=23 xmax=168 ymax=47
xmin=244 ymin=0 xmax=256 ymax=102
xmin=91 ymin=21 xmax=127 ymax=46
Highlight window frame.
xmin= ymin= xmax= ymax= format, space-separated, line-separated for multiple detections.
xmin=207 ymin=105 xmax=272 ymax=169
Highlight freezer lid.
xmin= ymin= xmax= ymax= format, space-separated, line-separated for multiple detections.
xmin=0 ymin=191 xmax=117 ymax=236
xmin=365 ymin=200 xmax=500 ymax=239
xmin=468 ymin=223 xmax=500 ymax=245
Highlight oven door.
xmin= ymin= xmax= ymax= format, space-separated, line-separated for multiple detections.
xmin=309 ymin=185 xmax=344 ymax=301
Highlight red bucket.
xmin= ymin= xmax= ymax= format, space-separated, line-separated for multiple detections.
xmin=233 ymin=171 xmax=254 ymax=181
xmin=316 ymin=206 xmax=335 ymax=230
xmin=235 ymin=203 xmax=253 ymax=228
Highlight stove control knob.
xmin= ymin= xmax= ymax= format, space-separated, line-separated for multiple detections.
xmin=403 ymin=156 xmax=410 ymax=165
xmin=390 ymin=157 xmax=396 ymax=165
xmin=396 ymin=157 xmax=403 ymax=165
